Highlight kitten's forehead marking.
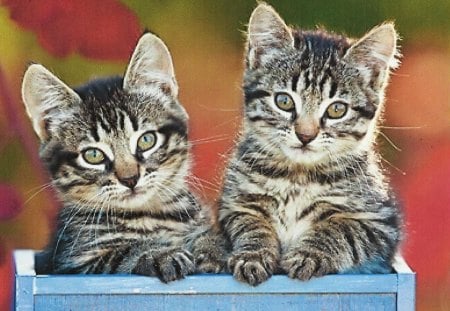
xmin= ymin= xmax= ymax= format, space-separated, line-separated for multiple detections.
xmin=96 ymin=121 xmax=110 ymax=142
xmin=123 ymin=114 xmax=137 ymax=136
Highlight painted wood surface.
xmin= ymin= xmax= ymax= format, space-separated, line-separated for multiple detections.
xmin=394 ymin=256 xmax=417 ymax=311
xmin=34 ymin=294 xmax=397 ymax=311
xmin=14 ymin=250 xmax=416 ymax=311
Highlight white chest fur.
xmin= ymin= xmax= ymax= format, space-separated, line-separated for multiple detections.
xmin=262 ymin=178 xmax=328 ymax=250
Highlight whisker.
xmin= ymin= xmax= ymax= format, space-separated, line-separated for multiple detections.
xmin=381 ymin=156 xmax=406 ymax=175
xmin=190 ymin=134 xmax=232 ymax=146
xmin=379 ymin=125 xmax=423 ymax=130
xmin=194 ymin=103 xmax=239 ymax=113
xmin=377 ymin=131 xmax=402 ymax=152
xmin=24 ymin=183 xmax=54 ymax=205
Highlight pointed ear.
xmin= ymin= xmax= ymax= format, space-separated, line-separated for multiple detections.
xmin=123 ymin=33 xmax=178 ymax=97
xmin=22 ymin=64 xmax=81 ymax=141
xmin=248 ymin=3 xmax=293 ymax=48
xmin=344 ymin=23 xmax=399 ymax=72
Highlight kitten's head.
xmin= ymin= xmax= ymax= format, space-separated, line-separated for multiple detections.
xmin=243 ymin=3 xmax=399 ymax=167
xmin=22 ymin=33 xmax=189 ymax=209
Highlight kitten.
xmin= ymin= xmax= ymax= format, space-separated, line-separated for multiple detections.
xmin=219 ymin=3 xmax=402 ymax=286
xmin=22 ymin=33 xmax=226 ymax=282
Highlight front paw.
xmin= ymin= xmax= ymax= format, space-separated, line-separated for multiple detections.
xmin=195 ymin=251 xmax=227 ymax=274
xmin=154 ymin=249 xmax=195 ymax=283
xmin=281 ymin=250 xmax=336 ymax=281
xmin=228 ymin=249 xmax=278 ymax=286
xmin=192 ymin=234 xmax=229 ymax=274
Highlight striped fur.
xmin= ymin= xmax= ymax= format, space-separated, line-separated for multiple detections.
xmin=23 ymin=33 xmax=227 ymax=282
xmin=219 ymin=3 xmax=402 ymax=285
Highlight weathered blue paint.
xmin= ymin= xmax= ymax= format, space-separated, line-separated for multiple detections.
xmin=34 ymin=294 xmax=398 ymax=311
xmin=14 ymin=250 xmax=416 ymax=311
xmin=395 ymin=256 xmax=416 ymax=311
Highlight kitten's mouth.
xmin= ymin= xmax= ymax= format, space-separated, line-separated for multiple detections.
xmin=292 ymin=145 xmax=312 ymax=152
xmin=117 ymin=188 xmax=154 ymax=209
xmin=122 ymin=188 xmax=146 ymax=199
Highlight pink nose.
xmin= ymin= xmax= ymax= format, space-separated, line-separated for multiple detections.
xmin=294 ymin=117 xmax=319 ymax=146
xmin=295 ymin=132 xmax=317 ymax=146
xmin=118 ymin=175 xmax=139 ymax=189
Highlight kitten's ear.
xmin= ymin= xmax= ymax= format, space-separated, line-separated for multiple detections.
xmin=123 ymin=33 xmax=178 ymax=97
xmin=248 ymin=3 xmax=293 ymax=48
xmin=247 ymin=3 xmax=293 ymax=67
xmin=22 ymin=64 xmax=81 ymax=141
xmin=344 ymin=23 xmax=399 ymax=73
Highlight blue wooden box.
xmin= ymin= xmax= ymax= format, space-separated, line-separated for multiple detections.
xmin=13 ymin=250 xmax=415 ymax=311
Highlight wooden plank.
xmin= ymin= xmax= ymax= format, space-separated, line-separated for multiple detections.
xmin=14 ymin=250 xmax=416 ymax=311
xmin=34 ymin=273 xmax=398 ymax=295
xmin=15 ymin=276 xmax=34 ymax=311
xmin=394 ymin=255 xmax=416 ymax=311
xmin=393 ymin=254 xmax=416 ymax=311
xmin=397 ymin=273 xmax=416 ymax=311
xmin=34 ymin=294 xmax=397 ymax=311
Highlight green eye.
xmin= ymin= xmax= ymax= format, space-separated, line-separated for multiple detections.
xmin=326 ymin=102 xmax=348 ymax=119
xmin=275 ymin=93 xmax=295 ymax=112
xmin=82 ymin=148 xmax=106 ymax=165
xmin=137 ymin=132 xmax=157 ymax=152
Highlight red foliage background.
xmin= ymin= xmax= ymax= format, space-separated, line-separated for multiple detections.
xmin=0 ymin=185 xmax=23 ymax=220
xmin=2 ymin=0 xmax=141 ymax=60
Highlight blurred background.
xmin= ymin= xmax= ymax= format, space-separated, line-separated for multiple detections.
xmin=0 ymin=1 xmax=448 ymax=310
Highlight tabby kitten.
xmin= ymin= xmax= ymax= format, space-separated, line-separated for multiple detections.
xmin=23 ymin=33 xmax=225 ymax=282
xmin=219 ymin=3 xmax=402 ymax=285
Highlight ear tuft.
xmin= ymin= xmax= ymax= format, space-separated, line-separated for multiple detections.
xmin=345 ymin=23 xmax=400 ymax=70
xmin=247 ymin=2 xmax=293 ymax=48
xmin=22 ymin=64 xmax=81 ymax=141
xmin=123 ymin=33 xmax=178 ymax=97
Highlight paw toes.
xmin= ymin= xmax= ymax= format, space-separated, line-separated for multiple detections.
xmin=283 ymin=251 xmax=335 ymax=281
xmin=155 ymin=250 xmax=195 ymax=283
xmin=195 ymin=252 xmax=225 ymax=273
xmin=229 ymin=251 xmax=275 ymax=286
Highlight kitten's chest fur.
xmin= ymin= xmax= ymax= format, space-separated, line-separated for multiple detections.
xmin=262 ymin=178 xmax=331 ymax=248
xmin=61 ymin=203 xmax=196 ymax=248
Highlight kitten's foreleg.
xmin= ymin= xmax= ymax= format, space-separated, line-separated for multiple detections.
xmin=221 ymin=209 xmax=280 ymax=286
xmin=281 ymin=216 xmax=398 ymax=280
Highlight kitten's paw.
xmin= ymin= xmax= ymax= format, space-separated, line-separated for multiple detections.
xmin=191 ymin=230 xmax=230 ymax=274
xmin=228 ymin=250 xmax=278 ymax=286
xmin=154 ymin=249 xmax=195 ymax=283
xmin=195 ymin=251 xmax=227 ymax=274
xmin=281 ymin=250 xmax=336 ymax=281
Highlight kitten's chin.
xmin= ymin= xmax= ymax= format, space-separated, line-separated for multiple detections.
xmin=281 ymin=145 xmax=329 ymax=167
xmin=117 ymin=188 xmax=157 ymax=209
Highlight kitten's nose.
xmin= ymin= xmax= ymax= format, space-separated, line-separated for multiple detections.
xmin=118 ymin=175 xmax=139 ymax=189
xmin=294 ymin=118 xmax=319 ymax=146
xmin=295 ymin=132 xmax=317 ymax=146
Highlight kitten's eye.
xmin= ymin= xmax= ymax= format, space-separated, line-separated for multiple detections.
xmin=82 ymin=148 xmax=106 ymax=165
xmin=275 ymin=93 xmax=295 ymax=112
xmin=137 ymin=132 xmax=157 ymax=152
xmin=326 ymin=102 xmax=348 ymax=119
